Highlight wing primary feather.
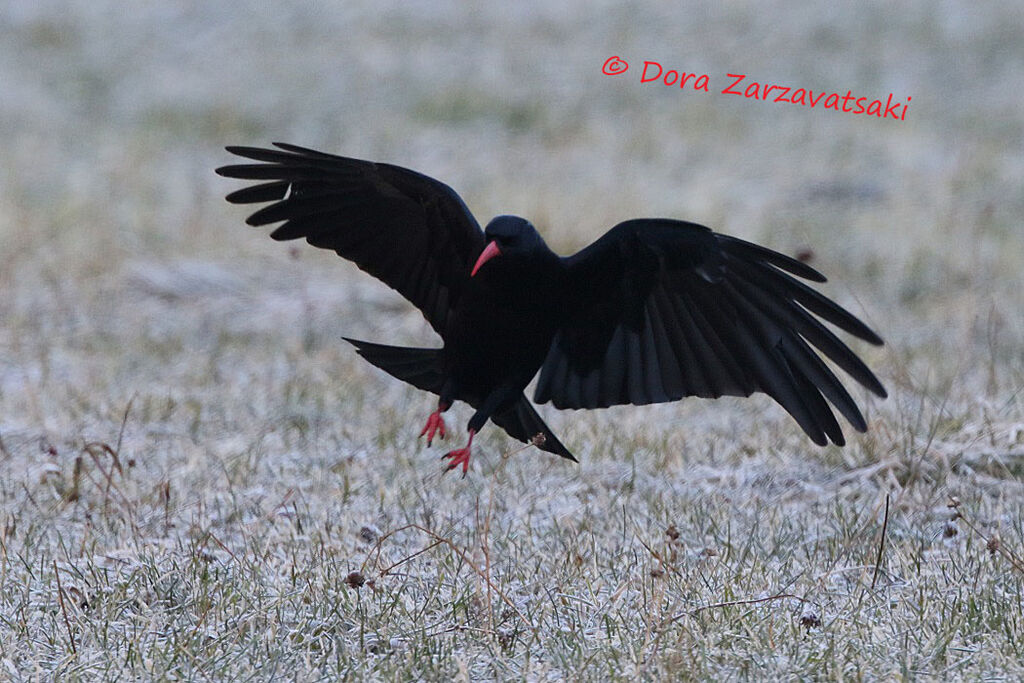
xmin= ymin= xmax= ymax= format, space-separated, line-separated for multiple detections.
xmin=269 ymin=215 xmax=352 ymax=242
xmin=225 ymin=181 xmax=291 ymax=204
xmin=216 ymin=164 xmax=358 ymax=182
xmin=717 ymin=234 xmax=828 ymax=282
xmin=779 ymin=333 xmax=866 ymax=431
xmin=246 ymin=193 xmax=375 ymax=226
xmin=785 ymin=356 xmax=845 ymax=445
xmin=725 ymin=274 xmax=868 ymax=430
xmin=717 ymin=283 xmax=839 ymax=444
xmin=223 ymin=144 xmax=370 ymax=174
xmin=726 ymin=268 xmax=886 ymax=397
xmin=725 ymin=311 xmax=828 ymax=445
xmin=271 ymin=141 xmax=349 ymax=158
xmin=734 ymin=259 xmax=883 ymax=345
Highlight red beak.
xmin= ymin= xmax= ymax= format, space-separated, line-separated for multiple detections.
xmin=471 ymin=241 xmax=502 ymax=277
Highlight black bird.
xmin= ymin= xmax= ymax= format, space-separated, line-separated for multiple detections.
xmin=217 ymin=143 xmax=886 ymax=474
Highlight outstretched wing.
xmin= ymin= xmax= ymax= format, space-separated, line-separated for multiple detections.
xmin=535 ymin=219 xmax=886 ymax=446
xmin=216 ymin=143 xmax=486 ymax=336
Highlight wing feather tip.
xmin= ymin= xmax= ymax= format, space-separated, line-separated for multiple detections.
xmin=865 ymin=376 xmax=888 ymax=398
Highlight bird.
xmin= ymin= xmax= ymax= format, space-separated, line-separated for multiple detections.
xmin=216 ymin=142 xmax=887 ymax=475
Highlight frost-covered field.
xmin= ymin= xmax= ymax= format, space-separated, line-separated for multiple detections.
xmin=1 ymin=1 xmax=1022 ymax=679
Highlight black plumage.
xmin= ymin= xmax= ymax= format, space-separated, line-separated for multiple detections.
xmin=217 ymin=143 xmax=886 ymax=474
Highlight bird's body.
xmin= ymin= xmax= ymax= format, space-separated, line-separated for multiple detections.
xmin=445 ymin=231 xmax=562 ymax=403
xmin=217 ymin=143 xmax=887 ymax=473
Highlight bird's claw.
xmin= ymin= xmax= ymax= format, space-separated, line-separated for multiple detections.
xmin=419 ymin=411 xmax=447 ymax=445
xmin=441 ymin=447 xmax=472 ymax=478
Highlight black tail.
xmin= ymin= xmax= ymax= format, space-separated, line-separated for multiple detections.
xmin=491 ymin=396 xmax=577 ymax=462
xmin=345 ymin=337 xmax=576 ymax=462
xmin=343 ymin=338 xmax=444 ymax=394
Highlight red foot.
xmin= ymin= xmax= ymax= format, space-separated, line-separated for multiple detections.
xmin=442 ymin=430 xmax=475 ymax=478
xmin=419 ymin=409 xmax=447 ymax=445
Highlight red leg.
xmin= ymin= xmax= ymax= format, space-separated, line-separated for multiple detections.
xmin=442 ymin=430 xmax=475 ymax=478
xmin=419 ymin=401 xmax=450 ymax=445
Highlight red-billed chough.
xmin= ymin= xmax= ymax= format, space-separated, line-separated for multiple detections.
xmin=217 ymin=143 xmax=886 ymax=475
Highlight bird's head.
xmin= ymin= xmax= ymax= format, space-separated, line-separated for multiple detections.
xmin=472 ymin=215 xmax=547 ymax=277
